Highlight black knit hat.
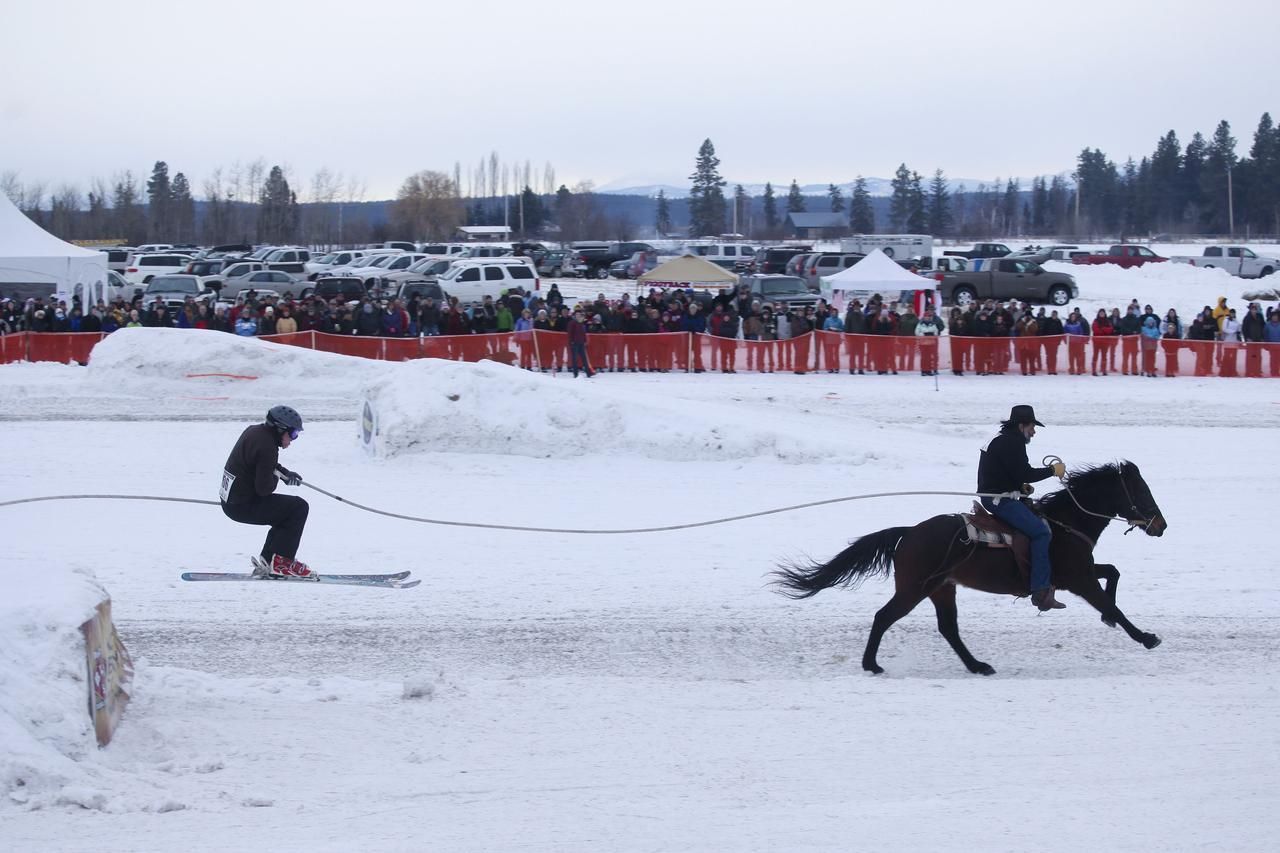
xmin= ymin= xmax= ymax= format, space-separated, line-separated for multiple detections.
xmin=1009 ymin=404 xmax=1045 ymax=427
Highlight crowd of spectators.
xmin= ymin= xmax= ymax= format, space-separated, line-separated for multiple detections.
xmin=4 ymin=286 xmax=1280 ymax=379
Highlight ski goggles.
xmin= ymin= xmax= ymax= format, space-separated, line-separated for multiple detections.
xmin=288 ymin=428 xmax=300 ymax=441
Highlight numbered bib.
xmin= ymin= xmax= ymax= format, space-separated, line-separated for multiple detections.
xmin=219 ymin=469 xmax=236 ymax=502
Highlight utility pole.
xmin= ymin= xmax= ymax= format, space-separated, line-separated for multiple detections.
xmin=1227 ymin=166 xmax=1235 ymax=237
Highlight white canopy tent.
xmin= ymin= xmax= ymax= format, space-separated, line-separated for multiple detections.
xmin=819 ymin=248 xmax=937 ymax=310
xmin=0 ymin=192 xmax=109 ymax=304
xmin=637 ymin=254 xmax=738 ymax=291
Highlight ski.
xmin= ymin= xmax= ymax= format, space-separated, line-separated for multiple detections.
xmin=181 ymin=571 xmax=419 ymax=589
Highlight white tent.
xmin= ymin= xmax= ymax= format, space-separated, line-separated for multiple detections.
xmin=819 ymin=248 xmax=936 ymax=309
xmin=0 ymin=192 xmax=109 ymax=304
xmin=637 ymin=254 xmax=738 ymax=290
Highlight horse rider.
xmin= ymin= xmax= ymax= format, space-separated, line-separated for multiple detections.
xmin=977 ymin=404 xmax=1068 ymax=611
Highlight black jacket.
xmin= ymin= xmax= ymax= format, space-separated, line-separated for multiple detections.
xmin=977 ymin=428 xmax=1054 ymax=495
xmin=221 ymin=424 xmax=280 ymax=504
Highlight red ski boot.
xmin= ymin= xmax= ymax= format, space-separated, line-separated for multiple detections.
xmin=268 ymin=554 xmax=317 ymax=580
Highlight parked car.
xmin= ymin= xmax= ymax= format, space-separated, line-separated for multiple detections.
xmin=303 ymin=276 xmax=368 ymax=302
xmin=435 ymin=259 xmax=538 ymax=303
xmin=216 ymin=261 xmax=269 ymax=282
xmin=304 ymin=250 xmax=368 ymax=280
xmin=393 ymin=280 xmax=447 ymax=303
xmin=263 ymin=247 xmax=312 ymax=278
xmin=97 ymin=247 xmax=133 ymax=272
xmin=609 ymin=251 xmax=661 ymax=279
xmin=346 ymin=253 xmax=431 ymax=287
xmin=1008 ymin=245 xmax=1080 ymax=265
xmin=740 ymin=274 xmax=820 ymax=308
xmin=800 ymin=253 xmax=864 ymax=289
xmin=784 ymin=252 xmax=816 ymax=277
xmin=569 ymin=241 xmax=655 ymax=278
xmin=182 ymin=258 xmax=232 ymax=278
xmin=943 ymin=242 xmax=1013 ymax=260
xmin=106 ymin=269 xmax=140 ymax=301
xmin=416 ymin=243 xmax=469 ymax=256
xmin=683 ymin=242 xmax=757 ymax=271
xmin=124 ymin=253 xmax=195 ymax=285
xmin=367 ymin=241 xmax=417 ymax=252
xmin=933 ymin=257 xmax=1078 ymax=307
xmin=537 ymin=250 xmax=573 ymax=277
xmin=1169 ymin=245 xmax=1279 ymax=278
xmin=753 ymin=246 xmax=812 ymax=275
xmin=326 ymin=251 xmax=403 ymax=278
xmin=134 ymin=243 xmax=174 ymax=254
xmin=377 ymin=257 xmax=456 ymax=295
xmin=219 ymin=287 xmax=282 ymax=305
xmin=236 ymin=270 xmax=298 ymax=293
xmin=199 ymin=243 xmax=253 ymax=259
xmin=141 ymin=274 xmax=216 ymax=310
xmin=1072 ymin=245 xmax=1167 ymax=268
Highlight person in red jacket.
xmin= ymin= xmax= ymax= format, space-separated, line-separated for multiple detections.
xmin=566 ymin=309 xmax=594 ymax=378
xmin=1091 ymin=309 xmax=1115 ymax=375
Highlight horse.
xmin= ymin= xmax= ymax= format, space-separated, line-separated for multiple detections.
xmin=772 ymin=461 xmax=1167 ymax=675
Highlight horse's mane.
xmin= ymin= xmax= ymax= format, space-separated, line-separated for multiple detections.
xmin=1036 ymin=460 xmax=1138 ymax=518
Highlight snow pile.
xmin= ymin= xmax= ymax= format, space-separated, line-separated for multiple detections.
xmin=1044 ymin=259 xmax=1253 ymax=317
xmin=0 ymin=563 xmax=108 ymax=808
xmin=87 ymin=328 xmax=386 ymax=393
xmin=363 ymin=358 xmax=875 ymax=464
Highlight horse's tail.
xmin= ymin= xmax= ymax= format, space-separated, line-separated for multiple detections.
xmin=772 ymin=526 xmax=910 ymax=599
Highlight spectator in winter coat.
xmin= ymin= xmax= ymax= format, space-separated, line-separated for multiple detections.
xmin=821 ymin=306 xmax=844 ymax=373
xmin=914 ymin=307 xmax=943 ymax=376
xmin=259 ymin=306 xmax=278 ymax=336
xmin=1139 ymin=316 xmax=1161 ymax=377
xmin=1212 ymin=297 xmax=1230 ymax=330
xmin=380 ymin=303 xmax=406 ymax=337
xmin=355 ymin=302 xmax=382 ymax=336
xmin=275 ymin=305 xmax=298 ymax=335
xmin=1220 ymin=308 xmax=1243 ymax=376
xmin=235 ymin=310 xmax=258 ymax=336
xmin=1118 ymin=305 xmax=1142 ymax=375
xmin=1091 ymin=309 xmax=1115 ymax=375
xmin=1242 ymin=303 xmax=1266 ymax=342
xmin=565 ymin=310 xmax=594 ymax=378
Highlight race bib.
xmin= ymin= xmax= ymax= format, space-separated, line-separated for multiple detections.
xmin=219 ymin=469 xmax=236 ymax=502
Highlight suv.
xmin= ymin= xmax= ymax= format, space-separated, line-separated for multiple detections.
xmin=754 ymin=246 xmax=812 ymax=275
xmin=125 ymin=253 xmax=195 ymax=285
xmin=684 ymin=242 xmax=757 ymax=271
xmin=377 ymin=257 xmax=455 ymax=295
xmin=800 ymin=253 xmax=864 ymax=288
xmin=183 ymin=258 xmax=232 ymax=278
xmin=436 ymin=259 xmax=538 ymax=303
xmin=142 ymin=274 xmax=216 ymax=309
xmin=304 ymin=250 xmax=367 ymax=280
xmin=98 ymin=247 xmax=134 ymax=272
xmin=263 ymin=247 xmax=312 ymax=278
xmin=304 ymin=276 xmax=368 ymax=302
xmin=740 ymin=274 xmax=820 ymax=308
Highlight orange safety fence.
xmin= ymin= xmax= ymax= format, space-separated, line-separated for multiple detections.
xmin=5 ymin=330 xmax=1280 ymax=378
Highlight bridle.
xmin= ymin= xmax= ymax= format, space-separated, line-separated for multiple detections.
xmin=1042 ymin=455 xmax=1161 ymax=534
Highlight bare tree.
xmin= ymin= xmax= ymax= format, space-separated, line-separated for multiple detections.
xmin=48 ymin=184 xmax=82 ymax=238
xmin=392 ymin=170 xmax=464 ymax=240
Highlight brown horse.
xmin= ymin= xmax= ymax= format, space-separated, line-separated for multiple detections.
xmin=773 ymin=462 xmax=1167 ymax=675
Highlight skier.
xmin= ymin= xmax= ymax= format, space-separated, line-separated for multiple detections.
xmin=977 ymin=404 xmax=1067 ymax=611
xmin=219 ymin=405 xmax=313 ymax=579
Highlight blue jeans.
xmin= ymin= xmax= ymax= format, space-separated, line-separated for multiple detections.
xmin=982 ymin=497 xmax=1052 ymax=592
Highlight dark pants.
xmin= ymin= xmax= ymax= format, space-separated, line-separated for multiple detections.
xmin=222 ymin=495 xmax=309 ymax=560
xmin=982 ymin=497 xmax=1052 ymax=592
xmin=569 ymin=341 xmax=593 ymax=376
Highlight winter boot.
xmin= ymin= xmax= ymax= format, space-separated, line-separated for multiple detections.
xmin=269 ymin=554 xmax=317 ymax=580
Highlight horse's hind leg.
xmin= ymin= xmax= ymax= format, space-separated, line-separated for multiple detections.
xmin=862 ymin=591 xmax=924 ymax=674
xmin=1066 ymin=576 xmax=1161 ymax=650
xmin=929 ymin=583 xmax=995 ymax=676
xmin=1094 ymin=563 xmax=1120 ymax=627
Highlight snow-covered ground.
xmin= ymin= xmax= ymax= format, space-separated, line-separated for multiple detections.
xmin=1 ymin=328 xmax=1278 ymax=851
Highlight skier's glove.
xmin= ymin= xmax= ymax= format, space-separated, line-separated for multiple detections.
xmin=276 ymin=465 xmax=303 ymax=487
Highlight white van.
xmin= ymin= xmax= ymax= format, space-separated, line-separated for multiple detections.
xmin=682 ymin=242 xmax=757 ymax=270
xmin=436 ymin=259 xmax=538 ymax=304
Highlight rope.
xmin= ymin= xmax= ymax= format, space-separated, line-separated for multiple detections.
xmin=0 ymin=485 xmax=1026 ymax=535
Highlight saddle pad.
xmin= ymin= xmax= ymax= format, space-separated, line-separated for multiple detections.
xmin=963 ymin=518 xmax=1013 ymax=547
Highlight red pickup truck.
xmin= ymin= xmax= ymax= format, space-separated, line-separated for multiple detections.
xmin=1072 ymin=245 xmax=1167 ymax=268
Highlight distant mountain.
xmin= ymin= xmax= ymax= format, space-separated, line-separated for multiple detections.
xmin=596 ymin=176 xmax=1058 ymax=199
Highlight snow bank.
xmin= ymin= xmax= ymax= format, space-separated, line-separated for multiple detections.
xmin=364 ymin=358 xmax=874 ymax=464
xmin=88 ymin=327 xmax=385 ymax=391
xmin=0 ymin=564 xmax=108 ymax=808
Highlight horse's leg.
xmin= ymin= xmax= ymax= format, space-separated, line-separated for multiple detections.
xmin=1094 ymin=563 xmax=1120 ymax=627
xmin=862 ymin=591 xmax=925 ymax=674
xmin=929 ymin=583 xmax=994 ymax=676
xmin=1064 ymin=575 xmax=1161 ymax=650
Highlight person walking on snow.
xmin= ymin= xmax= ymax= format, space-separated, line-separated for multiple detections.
xmin=219 ymin=405 xmax=313 ymax=579
xmin=977 ymin=405 xmax=1067 ymax=611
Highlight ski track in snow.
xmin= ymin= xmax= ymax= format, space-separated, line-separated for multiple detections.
xmin=2 ymin=326 xmax=1279 ymax=851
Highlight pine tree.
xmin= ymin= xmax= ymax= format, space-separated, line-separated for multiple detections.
xmin=521 ymin=186 xmax=545 ymax=236
xmin=888 ymin=164 xmax=912 ymax=231
xmin=1203 ymin=120 xmax=1238 ymax=233
xmin=145 ymin=161 xmax=172 ymax=241
xmin=926 ymin=169 xmax=951 ymax=236
xmin=687 ymin=138 xmax=727 ymax=236
xmin=654 ymin=189 xmax=672 ymax=236
xmin=827 ymin=183 xmax=845 ymax=213
xmin=786 ymin=179 xmax=806 ymax=213
xmin=733 ymin=184 xmax=748 ymax=234
xmin=907 ymin=172 xmax=928 ymax=234
xmin=1244 ymin=113 xmax=1279 ymax=234
xmin=849 ymin=176 xmax=874 ymax=233
xmin=112 ymin=171 xmax=145 ymax=245
xmin=762 ymin=182 xmax=778 ymax=231
xmin=1149 ymin=130 xmax=1182 ymax=231
xmin=1030 ymin=177 xmax=1048 ymax=233
xmin=171 ymin=173 xmax=195 ymax=243
xmin=258 ymin=165 xmax=299 ymax=244
xmin=1000 ymin=179 xmax=1020 ymax=235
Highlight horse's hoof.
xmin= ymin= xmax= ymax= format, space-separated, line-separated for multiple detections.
xmin=971 ymin=662 xmax=996 ymax=676
xmin=1142 ymin=634 xmax=1162 ymax=650
xmin=1102 ymin=616 xmax=1118 ymax=628
xmin=863 ymin=663 xmax=885 ymax=675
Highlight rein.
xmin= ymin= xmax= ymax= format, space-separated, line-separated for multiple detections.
xmin=1041 ymin=455 xmax=1155 ymax=535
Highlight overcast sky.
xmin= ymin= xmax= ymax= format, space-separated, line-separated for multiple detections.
xmin=1 ymin=0 xmax=1275 ymax=200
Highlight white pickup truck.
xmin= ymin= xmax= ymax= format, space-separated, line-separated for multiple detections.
xmin=1169 ymin=245 xmax=1279 ymax=278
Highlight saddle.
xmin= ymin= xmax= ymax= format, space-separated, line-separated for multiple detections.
xmin=961 ymin=501 xmax=1033 ymax=583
